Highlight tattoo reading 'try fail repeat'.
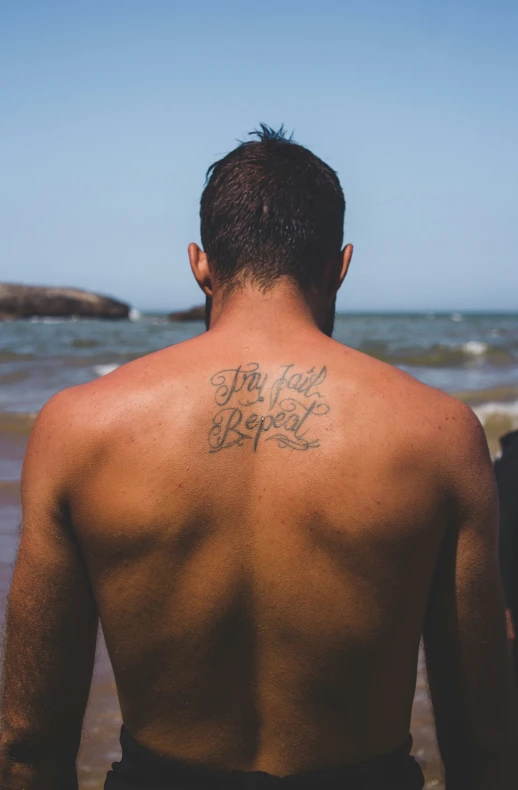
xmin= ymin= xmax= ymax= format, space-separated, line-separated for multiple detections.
xmin=208 ymin=363 xmax=330 ymax=453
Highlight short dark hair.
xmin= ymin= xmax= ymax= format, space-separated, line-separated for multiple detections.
xmin=200 ymin=125 xmax=345 ymax=292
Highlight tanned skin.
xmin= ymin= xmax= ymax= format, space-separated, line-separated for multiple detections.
xmin=1 ymin=244 xmax=517 ymax=789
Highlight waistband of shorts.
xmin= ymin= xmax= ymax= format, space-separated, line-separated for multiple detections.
xmin=105 ymin=724 xmax=424 ymax=789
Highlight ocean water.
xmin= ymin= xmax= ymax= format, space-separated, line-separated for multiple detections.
xmin=1 ymin=310 xmax=518 ymax=410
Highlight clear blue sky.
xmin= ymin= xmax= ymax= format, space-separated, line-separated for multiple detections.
xmin=1 ymin=0 xmax=517 ymax=311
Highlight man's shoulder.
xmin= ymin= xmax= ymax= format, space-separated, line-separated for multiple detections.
xmin=328 ymin=340 xmax=484 ymax=459
xmin=329 ymin=339 xmax=468 ymax=409
xmin=35 ymin=339 xmax=201 ymax=446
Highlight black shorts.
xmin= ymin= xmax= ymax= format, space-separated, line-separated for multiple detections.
xmin=105 ymin=726 xmax=424 ymax=789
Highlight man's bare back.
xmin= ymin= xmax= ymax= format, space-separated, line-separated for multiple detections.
xmin=1 ymin=126 xmax=517 ymax=789
xmin=58 ymin=326 xmax=454 ymax=771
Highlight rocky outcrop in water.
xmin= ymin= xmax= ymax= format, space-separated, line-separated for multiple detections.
xmin=168 ymin=305 xmax=205 ymax=322
xmin=0 ymin=284 xmax=130 ymax=320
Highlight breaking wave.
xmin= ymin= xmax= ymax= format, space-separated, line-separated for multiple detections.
xmin=472 ymin=399 xmax=518 ymax=436
xmin=93 ymin=363 xmax=120 ymax=377
xmin=462 ymin=341 xmax=488 ymax=355
xmin=362 ymin=341 xmax=513 ymax=368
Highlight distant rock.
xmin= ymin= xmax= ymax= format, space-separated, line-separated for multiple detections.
xmin=168 ymin=305 xmax=206 ymax=322
xmin=0 ymin=284 xmax=130 ymax=320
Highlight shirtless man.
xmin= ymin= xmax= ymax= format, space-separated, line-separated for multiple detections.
xmin=1 ymin=126 xmax=517 ymax=789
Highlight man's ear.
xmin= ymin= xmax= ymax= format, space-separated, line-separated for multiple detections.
xmin=188 ymin=243 xmax=213 ymax=297
xmin=336 ymin=244 xmax=353 ymax=292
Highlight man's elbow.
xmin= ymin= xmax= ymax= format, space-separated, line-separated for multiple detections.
xmin=0 ymin=728 xmax=78 ymax=789
xmin=0 ymin=726 xmax=53 ymax=763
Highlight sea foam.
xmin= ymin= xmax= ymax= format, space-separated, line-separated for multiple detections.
xmin=94 ymin=364 xmax=120 ymax=377
xmin=473 ymin=399 xmax=518 ymax=431
xmin=462 ymin=341 xmax=488 ymax=355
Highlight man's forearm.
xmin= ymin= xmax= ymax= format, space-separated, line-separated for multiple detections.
xmin=0 ymin=740 xmax=78 ymax=790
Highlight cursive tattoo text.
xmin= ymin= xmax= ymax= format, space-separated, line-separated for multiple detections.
xmin=208 ymin=363 xmax=329 ymax=453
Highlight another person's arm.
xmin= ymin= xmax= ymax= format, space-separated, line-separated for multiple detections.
xmin=494 ymin=442 xmax=518 ymax=642
xmin=424 ymin=407 xmax=518 ymax=790
xmin=0 ymin=392 xmax=98 ymax=790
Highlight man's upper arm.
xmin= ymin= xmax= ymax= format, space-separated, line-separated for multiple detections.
xmin=423 ymin=404 xmax=518 ymax=788
xmin=0 ymin=391 xmax=98 ymax=786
